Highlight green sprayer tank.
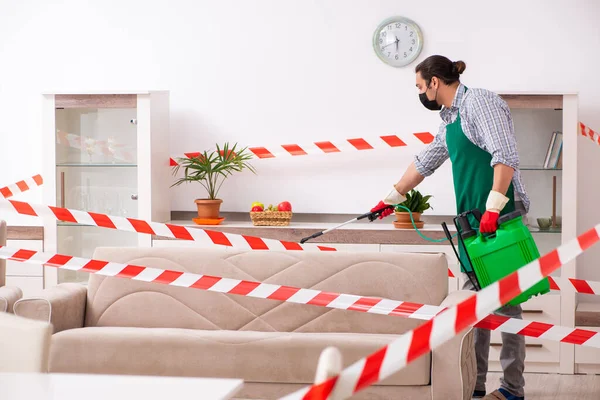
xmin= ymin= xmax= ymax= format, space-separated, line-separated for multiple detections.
xmin=454 ymin=209 xmax=550 ymax=306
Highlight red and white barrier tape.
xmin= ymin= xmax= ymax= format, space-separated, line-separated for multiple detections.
xmin=579 ymin=122 xmax=600 ymax=147
xmin=0 ymin=175 xmax=43 ymax=199
xmin=57 ymin=130 xmax=135 ymax=163
xmin=279 ymin=223 xmax=600 ymax=400
xmin=0 ymin=198 xmax=335 ymax=252
xmin=3 ymin=245 xmax=599 ymax=349
xmin=544 ymin=276 xmax=600 ymax=294
xmin=169 ymin=132 xmax=435 ymax=165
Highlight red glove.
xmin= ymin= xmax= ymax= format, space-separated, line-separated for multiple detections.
xmin=479 ymin=210 xmax=499 ymax=233
xmin=371 ymin=201 xmax=394 ymax=219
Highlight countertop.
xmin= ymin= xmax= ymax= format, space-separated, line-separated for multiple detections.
xmin=154 ymin=213 xmax=455 ymax=245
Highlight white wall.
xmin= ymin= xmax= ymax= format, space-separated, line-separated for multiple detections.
xmin=1 ymin=0 xmax=600 ymax=278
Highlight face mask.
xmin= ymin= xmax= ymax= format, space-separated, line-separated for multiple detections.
xmin=419 ymin=81 xmax=442 ymax=111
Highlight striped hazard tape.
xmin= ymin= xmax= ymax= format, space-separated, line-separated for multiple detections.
xmin=579 ymin=122 xmax=600 ymax=147
xmin=0 ymin=175 xmax=43 ymax=199
xmin=169 ymin=132 xmax=435 ymax=165
xmin=0 ymin=198 xmax=335 ymax=252
xmin=279 ymin=222 xmax=600 ymax=400
xmin=2 ymin=245 xmax=599 ymax=348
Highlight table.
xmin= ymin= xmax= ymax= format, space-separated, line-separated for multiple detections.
xmin=0 ymin=373 xmax=243 ymax=400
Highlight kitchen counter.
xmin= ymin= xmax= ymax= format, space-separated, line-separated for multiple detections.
xmin=154 ymin=213 xmax=456 ymax=245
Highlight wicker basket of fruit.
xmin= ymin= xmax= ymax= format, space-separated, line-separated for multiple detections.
xmin=250 ymin=201 xmax=293 ymax=226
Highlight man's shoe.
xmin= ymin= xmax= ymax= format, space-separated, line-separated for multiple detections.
xmin=482 ymin=388 xmax=524 ymax=400
xmin=473 ymin=389 xmax=486 ymax=398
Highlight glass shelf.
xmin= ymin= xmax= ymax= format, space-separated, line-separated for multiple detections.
xmin=57 ymin=222 xmax=94 ymax=227
xmin=528 ymin=227 xmax=562 ymax=234
xmin=56 ymin=163 xmax=137 ymax=168
xmin=520 ymin=166 xmax=562 ymax=171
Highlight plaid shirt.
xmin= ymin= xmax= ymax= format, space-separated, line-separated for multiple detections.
xmin=414 ymin=83 xmax=530 ymax=212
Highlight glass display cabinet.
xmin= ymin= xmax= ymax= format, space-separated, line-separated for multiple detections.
xmin=42 ymin=91 xmax=171 ymax=286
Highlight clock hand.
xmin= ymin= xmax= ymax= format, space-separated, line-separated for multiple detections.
xmin=395 ymin=36 xmax=399 ymax=51
xmin=382 ymin=41 xmax=397 ymax=49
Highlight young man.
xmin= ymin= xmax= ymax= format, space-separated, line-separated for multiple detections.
xmin=372 ymin=55 xmax=528 ymax=400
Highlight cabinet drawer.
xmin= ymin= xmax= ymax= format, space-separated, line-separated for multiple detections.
xmin=517 ymin=293 xmax=561 ymax=325
xmin=5 ymin=276 xmax=44 ymax=298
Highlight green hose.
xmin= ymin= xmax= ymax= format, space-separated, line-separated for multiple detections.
xmin=393 ymin=205 xmax=459 ymax=243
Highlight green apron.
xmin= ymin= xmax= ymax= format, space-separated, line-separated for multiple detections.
xmin=446 ymin=92 xmax=515 ymax=272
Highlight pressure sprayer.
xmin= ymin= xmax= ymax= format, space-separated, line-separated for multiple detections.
xmin=300 ymin=204 xmax=550 ymax=306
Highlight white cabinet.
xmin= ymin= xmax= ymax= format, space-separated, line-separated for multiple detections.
xmin=4 ymin=239 xmax=44 ymax=297
xmin=42 ymin=91 xmax=171 ymax=287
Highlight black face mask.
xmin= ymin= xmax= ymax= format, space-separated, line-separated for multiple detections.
xmin=419 ymin=81 xmax=442 ymax=111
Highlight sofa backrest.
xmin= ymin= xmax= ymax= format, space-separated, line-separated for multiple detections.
xmin=87 ymin=247 xmax=448 ymax=335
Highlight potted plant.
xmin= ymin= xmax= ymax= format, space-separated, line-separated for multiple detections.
xmin=393 ymin=189 xmax=432 ymax=229
xmin=171 ymin=142 xmax=256 ymax=220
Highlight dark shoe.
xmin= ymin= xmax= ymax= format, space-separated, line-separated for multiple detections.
xmin=473 ymin=389 xmax=486 ymax=398
xmin=482 ymin=388 xmax=524 ymax=400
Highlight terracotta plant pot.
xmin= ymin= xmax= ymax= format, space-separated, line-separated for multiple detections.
xmin=393 ymin=211 xmax=424 ymax=229
xmin=194 ymin=199 xmax=223 ymax=219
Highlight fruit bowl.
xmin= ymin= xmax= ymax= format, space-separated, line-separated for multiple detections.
xmin=250 ymin=211 xmax=292 ymax=226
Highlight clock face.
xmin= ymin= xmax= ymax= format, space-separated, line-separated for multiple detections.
xmin=373 ymin=17 xmax=423 ymax=68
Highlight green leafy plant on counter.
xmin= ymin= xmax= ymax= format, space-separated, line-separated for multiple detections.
xmin=394 ymin=189 xmax=433 ymax=213
xmin=171 ymin=142 xmax=257 ymax=200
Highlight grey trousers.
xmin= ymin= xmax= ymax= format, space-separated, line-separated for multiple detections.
xmin=462 ymin=277 xmax=526 ymax=397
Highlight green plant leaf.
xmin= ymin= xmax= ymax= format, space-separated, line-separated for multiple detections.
xmin=171 ymin=142 xmax=257 ymax=199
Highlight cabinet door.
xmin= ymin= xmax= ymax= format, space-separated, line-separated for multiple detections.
xmin=54 ymin=104 xmax=139 ymax=285
xmin=380 ymin=244 xmax=459 ymax=293
xmin=575 ymin=326 xmax=600 ymax=373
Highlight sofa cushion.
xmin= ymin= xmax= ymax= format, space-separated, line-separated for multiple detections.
xmin=87 ymin=248 xmax=448 ymax=337
xmin=49 ymin=327 xmax=431 ymax=386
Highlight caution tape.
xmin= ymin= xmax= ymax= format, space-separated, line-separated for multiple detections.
xmin=2 ymin=245 xmax=599 ymax=348
xmin=579 ymin=122 xmax=600 ymax=147
xmin=0 ymin=175 xmax=43 ymax=199
xmin=0 ymin=198 xmax=335 ymax=252
xmin=169 ymin=132 xmax=435 ymax=165
xmin=279 ymin=223 xmax=600 ymax=400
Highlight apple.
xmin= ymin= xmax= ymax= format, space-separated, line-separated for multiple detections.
xmin=277 ymin=201 xmax=292 ymax=212
xmin=251 ymin=205 xmax=263 ymax=212
xmin=252 ymin=202 xmax=264 ymax=209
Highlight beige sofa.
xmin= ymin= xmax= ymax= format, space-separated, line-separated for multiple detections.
xmin=15 ymin=247 xmax=476 ymax=399
xmin=0 ymin=220 xmax=23 ymax=313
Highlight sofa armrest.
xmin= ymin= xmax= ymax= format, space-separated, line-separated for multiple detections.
xmin=0 ymin=286 xmax=23 ymax=313
xmin=431 ymin=290 xmax=477 ymax=400
xmin=14 ymin=283 xmax=87 ymax=333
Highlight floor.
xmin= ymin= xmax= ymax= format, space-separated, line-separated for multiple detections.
xmin=486 ymin=372 xmax=600 ymax=399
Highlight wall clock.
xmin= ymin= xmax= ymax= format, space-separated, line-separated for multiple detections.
xmin=373 ymin=17 xmax=423 ymax=68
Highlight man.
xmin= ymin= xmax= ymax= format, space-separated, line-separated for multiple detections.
xmin=372 ymin=55 xmax=528 ymax=400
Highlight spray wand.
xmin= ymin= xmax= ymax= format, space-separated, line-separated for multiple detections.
xmin=300 ymin=204 xmax=458 ymax=244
